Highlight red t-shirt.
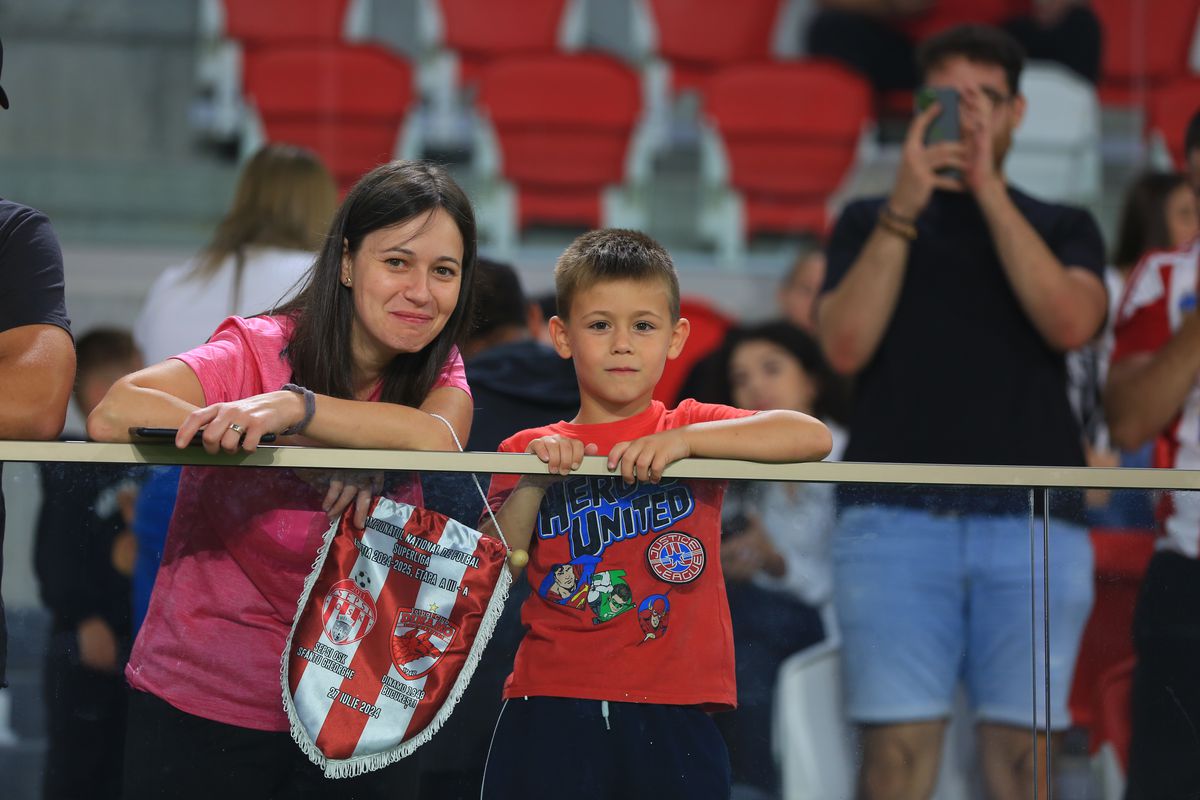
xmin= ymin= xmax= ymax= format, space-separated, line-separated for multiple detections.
xmin=486 ymin=399 xmax=754 ymax=711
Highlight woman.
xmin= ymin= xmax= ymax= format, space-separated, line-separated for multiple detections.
xmin=88 ymin=160 xmax=477 ymax=799
xmin=134 ymin=143 xmax=338 ymax=365
xmin=711 ymin=320 xmax=848 ymax=798
xmin=1072 ymin=171 xmax=1198 ymax=525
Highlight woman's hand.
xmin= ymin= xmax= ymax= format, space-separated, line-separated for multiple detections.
xmin=176 ymin=390 xmax=305 ymax=454
xmin=293 ymin=469 xmax=385 ymax=529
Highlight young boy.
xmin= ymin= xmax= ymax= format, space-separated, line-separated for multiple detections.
xmin=480 ymin=230 xmax=831 ymax=799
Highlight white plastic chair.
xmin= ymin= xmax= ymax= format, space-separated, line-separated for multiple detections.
xmin=1007 ymin=61 xmax=1102 ymax=205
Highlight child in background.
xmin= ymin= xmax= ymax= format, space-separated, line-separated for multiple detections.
xmin=479 ymin=229 xmax=832 ymax=799
xmin=35 ymin=328 xmax=144 ymax=800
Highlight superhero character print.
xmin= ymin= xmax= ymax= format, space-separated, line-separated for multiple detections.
xmin=587 ymin=570 xmax=634 ymax=625
xmin=637 ymin=594 xmax=670 ymax=643
xmin=538 ymin=555 xmax=598 ymax=609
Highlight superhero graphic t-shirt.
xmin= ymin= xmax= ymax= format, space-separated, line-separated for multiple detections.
xmin=486 ymin=400 xmax=754 ymax=711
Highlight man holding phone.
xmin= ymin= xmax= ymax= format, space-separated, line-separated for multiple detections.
xmin=816 ymin=25 xmax=1106 ymax=800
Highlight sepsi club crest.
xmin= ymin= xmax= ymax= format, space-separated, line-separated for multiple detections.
xmin=646 ymin=531 xmax=706 ymax=584
xmin=391 ymin=606 xmax=458 ymax=680
xmin=321 ymin=574 xmax=378 ymax=645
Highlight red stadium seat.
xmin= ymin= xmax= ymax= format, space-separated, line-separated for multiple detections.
xmin=243 ymin=44 xmax=415 ymax=192
xmin=646 ymin=0 xmax=784 ymax=94
xmin=222 ymin=0 xmax=351 ymax=48
xmin=1090 ymin=656 xmax=1135 ymax=796
xmin=1146 ymin=77 xmax=1200 ymax=168
xmin=438 ymin=0 xmax=572 ymax=86
xmin=1093 ymin=0 xmax=1200 ymax=105
xmin=476 ymin=53 xmax=644 ymax=239
xmin=1067 ymin=528 xmax=1154 ymax=730
xmin=700 ymin=61 xmax=874 ymax=257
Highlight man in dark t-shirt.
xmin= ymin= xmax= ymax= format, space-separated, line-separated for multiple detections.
xmin=0 ymin=196 xmax=74 ymax=689
xmin=816 ymin=27 xmax=1106 ymax=800
xmin=0 ymin=37 xmax=76 ymax=689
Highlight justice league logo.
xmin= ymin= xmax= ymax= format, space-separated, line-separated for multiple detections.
xmin=645 ymin=531 xmax=706 ymax=584
xmin=321 ymin=577 xmax=378 ymax=645
xmin=391 ymin=606 xmax=457 ymax=680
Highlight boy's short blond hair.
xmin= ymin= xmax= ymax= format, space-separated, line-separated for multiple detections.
xmin=554 ymin=229 xmax=681 ymax=321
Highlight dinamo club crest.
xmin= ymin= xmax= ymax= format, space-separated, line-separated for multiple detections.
xmin=391 ymin=606 xmax=458 ymax=680
xmin=646 ymin=531 xmax=706 ymax=584
xmin=321 ymin=577 xmax=378 ymax=645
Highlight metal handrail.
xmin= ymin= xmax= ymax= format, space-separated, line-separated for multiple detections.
xmin=1 ymin=440 xmax=1197 ymax=491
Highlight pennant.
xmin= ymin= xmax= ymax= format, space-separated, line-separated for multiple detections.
xmin=282 ymin=496 xmax=511 ymax=778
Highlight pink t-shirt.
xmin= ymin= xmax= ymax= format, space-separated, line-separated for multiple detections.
xmin=126 ymin=315 xmax=470 ymax=731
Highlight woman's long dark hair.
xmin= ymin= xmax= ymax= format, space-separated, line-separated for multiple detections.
xmin=1112 ymin=171 xmax=1190 ymax=271
xmin=277 ymin=160 xmax=478 ymax=407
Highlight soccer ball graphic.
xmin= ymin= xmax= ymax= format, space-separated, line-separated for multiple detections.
xmin=355 ymin=570 xmax=371 ymax=591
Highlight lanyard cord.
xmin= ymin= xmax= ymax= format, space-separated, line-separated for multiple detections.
xmin=428 ymin=413 xmax=509 ymax=553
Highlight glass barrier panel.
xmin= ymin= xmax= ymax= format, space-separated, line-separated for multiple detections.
xmin=1 ymin=458 xmax=1061 ymax=799
xmin=1048 ymin=483 xmax=1195 ymax=800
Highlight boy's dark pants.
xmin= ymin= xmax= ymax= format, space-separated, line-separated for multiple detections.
xmin=482 ymin=696 xmax=731 ymax=799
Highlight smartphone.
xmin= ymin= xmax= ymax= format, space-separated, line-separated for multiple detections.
xmin=130 ymin=427 xmax=276 ymax=446
xmin=915 ymin=86 xmax=962 ymax=181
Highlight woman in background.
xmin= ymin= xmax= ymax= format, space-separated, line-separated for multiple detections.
xmin=1073 ymin=171 xmax=1198 ymax=526
xmin=134 ymin=143 xmax=337 ymax=365
xmin=712 ymin=320 xmax=849 ymax=799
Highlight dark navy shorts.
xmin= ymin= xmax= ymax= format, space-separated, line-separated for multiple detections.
xmin=481 ymin=696 xmax=731 ymax=800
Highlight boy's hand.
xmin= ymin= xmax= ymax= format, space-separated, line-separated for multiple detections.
xmin=528 ymin=435 xmax=599 ymax=478
xmin=608 ymin=430 xmax=691 ymax=485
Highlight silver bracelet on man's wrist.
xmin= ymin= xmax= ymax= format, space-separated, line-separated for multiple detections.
xmin=280 ymin=383 xmax=316 ymax=436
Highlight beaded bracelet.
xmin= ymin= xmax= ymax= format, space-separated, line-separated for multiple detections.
xmin=280 ymin=383 xmax=316 ymax=436
xmin=877 ymin=206 xmax=918 ymax=241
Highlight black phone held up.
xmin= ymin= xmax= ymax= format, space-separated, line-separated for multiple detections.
xmin=915 ymin=86 xmax=962 ymax=181
xmin=129 ymin=427 xmax=277 ymax=446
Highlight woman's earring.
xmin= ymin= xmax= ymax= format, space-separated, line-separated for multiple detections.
xmin=343 ymin=276 xmax=352 ymax=287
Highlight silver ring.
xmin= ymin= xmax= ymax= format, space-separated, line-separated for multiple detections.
xmin=228 ymin=423 xmax=245 ymax=435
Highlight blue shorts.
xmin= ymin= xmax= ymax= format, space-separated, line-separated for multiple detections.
xmin=832 ymin=505 xmax=1093 ymax=730
xmin=482 ymin=696 xmax=731 ymax=799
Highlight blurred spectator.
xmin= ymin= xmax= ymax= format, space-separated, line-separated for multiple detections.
xmin=816 ymin=26 xmax=1105 ymax=799
xmin=711 ymin=321 xmax=848 ymax=798
xmin=462 ymin=259 xmax=580 ymax=451
xmin=35 ymin=328 xmax=143 ymax=800
xmin=134 ymin=143 xmax=336 ymax=364
xmin=0 ymin=34 xmax=76 ymax=692
xmin=419 ymin=259 xmax=577 ymax=800
xmin=677 ymin=245 xmax=830 ymax=405
xmin=1071 ymin=171 xmax=1197 ymax=524
xmin=807 ymin=0 xmax=1100 ymax=93
xmin=530 ymin=289 xmax=558 ymax=346
xmin=127 ymin=144 xmax=336 ymax=634
xmin=777 ymin=246 xmax=826 ymax=332
xmin=1106 ymin=224 xmax=1200 ymax=800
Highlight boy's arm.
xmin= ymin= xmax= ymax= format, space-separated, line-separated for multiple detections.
xmin=608 ymin=410 xmax=832 ymax=484
xmin=479 ymin=435 xmax=597 ymax=574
